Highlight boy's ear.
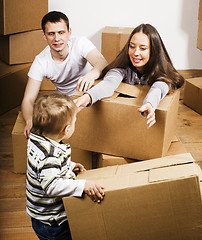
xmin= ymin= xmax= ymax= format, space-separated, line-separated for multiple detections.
xmin=64 ymin=124 xmax=71 ymax=135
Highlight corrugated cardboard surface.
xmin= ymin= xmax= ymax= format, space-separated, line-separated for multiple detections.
xmin=11 ymin=112 xmax=93 ymax=173
xmin=69 ymin=82 xmax=180 ymax=160
xmin=0 ymin=61 xmax=31 ymax=115
xmin=101 ymin=26 xmax=133 ymax=63
xmin=0 ymin=30 xmax=47 ymax=64
xmin=183 ymin=77 xmax=202 ymax=115
xmin=63 ymin=153 xmax=202 ymax=240
xmin=0 ymin=0 xmax=48 ymax=35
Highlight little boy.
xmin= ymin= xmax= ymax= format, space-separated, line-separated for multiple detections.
xmin=26 ymin=93 xmax=104 ymax=240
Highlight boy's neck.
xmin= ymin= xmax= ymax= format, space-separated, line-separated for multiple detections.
xmin=44 ymin=133 xmax=63 ymax=143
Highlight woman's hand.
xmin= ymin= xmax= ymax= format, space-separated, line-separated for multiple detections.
xmin=74 ymin=94 xmax=91 ymax=112
xmin=138 ymin=102 xmax=156 ymax=128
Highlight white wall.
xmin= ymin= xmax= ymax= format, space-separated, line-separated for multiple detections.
xmin=49 ymin=0 xmax=202 ymax=70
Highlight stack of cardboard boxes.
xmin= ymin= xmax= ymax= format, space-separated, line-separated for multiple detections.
xmin=10 ymin=12 xmax=202 ymax=239
xmin=0 ymin=0 xmax=48 ymax=115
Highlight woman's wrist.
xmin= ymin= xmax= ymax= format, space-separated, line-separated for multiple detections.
xmin=83 ymin=93 xmax=92 ymax=107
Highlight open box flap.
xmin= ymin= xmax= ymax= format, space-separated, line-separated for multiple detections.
xmin=116 ymin=153 xmax=195 ymax=176
xmin=149 ymin=163 xmax=202 ymax=183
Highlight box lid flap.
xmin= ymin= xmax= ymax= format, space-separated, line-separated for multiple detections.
xmin=149 ymin=163 xmax=202 ymax=183
xmin=76 ymin=165 xmax=118 ymax=181
xmin=116 ymin=153 xmax=194 ymax=176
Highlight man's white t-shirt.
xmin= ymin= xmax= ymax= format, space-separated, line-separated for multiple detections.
xmin=28 ymin=36 xmax=96 ymax=95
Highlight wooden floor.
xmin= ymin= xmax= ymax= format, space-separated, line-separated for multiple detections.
xmin=0 ymin=75 xmax=202 ymax=239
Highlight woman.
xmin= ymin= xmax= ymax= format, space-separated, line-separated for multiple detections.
xmin=75 ymin=24 xmax=184 ymax=127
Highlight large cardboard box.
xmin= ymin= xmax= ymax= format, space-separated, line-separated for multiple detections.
xmin=102 ymin=26 xmax=133 ymax=63
xmin=0 ymin=61 xmax=31 ymax=115
xmin=63 ymin=153 xmax=202 ymax=240
xmin=183 ymin=77 xmax=202 ymax=115
xmin=0 ymin=30 xmax=47 ymax=65
xmin=12 ymin=112 xmax=93 ymax=173
xmin=69 ymin=82 xmax=180 ymax=160
xmin=0 ymin=0 xmax=48 ymax=35
xmin=98 ymin=136 xmax=187 ymax=167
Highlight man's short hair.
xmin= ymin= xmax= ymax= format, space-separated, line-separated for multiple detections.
xmin=41 ymin=11 xmax=69 ymax=33
xmin=32 ymin=93 xmax=76 ymax=136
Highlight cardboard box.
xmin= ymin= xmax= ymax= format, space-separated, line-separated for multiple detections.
xmin=11 ymin=111 xmax=94 ymax=173
xmin=98 ymin=136 xmax=187 ymax=168
xmin=0 ymin=0 xmax=48 ymax=35
xmin=0 ymin=30 xmax=47 ymax=65
xmin=69 ymin=82 xmax=180 ymax=160
xmin=197 ymin=20 xmax=202 ymax=50
xmin=102 ymin=26 xmax=133 ymax=63
xmin=183 ymin=77 xmax=202 ymax=115
xmin=0 ymin=61 xmax=31 ymax=115
xmin=63 ymin=153 xmax=202 ymax=240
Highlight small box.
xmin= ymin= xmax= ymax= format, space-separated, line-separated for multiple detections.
xmin=0 ymin=30 xmax=47 ymax=65
xmin=63 ymin=153 xmax=202 ymax=240
xmin=102 ymin=26 xmax=133 ymax=63
xmin=183 ymin=77 xmax=202 ymax=115
xmin=69 ymin=82 xmax=180 ymax=160
xmin=0 ymin=61 xmax=31 ymax=115
xmin=12 ymin=112 xmax=93 ymax=173
xmin=0 ymin=0 xmax=48 ymax=35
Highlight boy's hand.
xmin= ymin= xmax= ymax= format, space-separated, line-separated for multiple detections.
xmin=73 ymin=163 xmax=86 ymax=175
xmin=84 ymin=180 xmax=104 ymax=203
xmin=138 ymin=102 xmax=156 ymax=128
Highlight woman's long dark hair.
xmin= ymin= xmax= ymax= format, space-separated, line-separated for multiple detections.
xmin=100 ymin=24 xmax=184 ymax=90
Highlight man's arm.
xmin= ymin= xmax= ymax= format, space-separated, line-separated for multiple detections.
xmin=21 ymin=77 xmax=42 ymax=138
xmin=77 ymin=48 xmax=108 ymax=92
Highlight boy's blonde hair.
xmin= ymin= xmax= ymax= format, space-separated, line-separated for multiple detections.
xmin=31 ymin=93 xmax=76 ymax=136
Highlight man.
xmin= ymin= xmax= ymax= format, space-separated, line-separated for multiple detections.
xmin=21 ymin=11 xmax=107 ymax=138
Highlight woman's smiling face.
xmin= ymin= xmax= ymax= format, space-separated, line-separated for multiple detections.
xmin=128 ymin=32 xmax=150 ymax=73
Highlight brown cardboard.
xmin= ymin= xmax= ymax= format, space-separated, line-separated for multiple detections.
xmin=197 ymin=20 xmax=202 ymax=50
xmin=0 ymin=30 xmax=47 ymax=65
xmin=0 ymin=61 xmax=31 ymax=115
xmin=40 ymin=77 xmax=56 ymax=91
xmin=63 ymin=153 xmax=202 ymax=240
xmin=69 ymin=82 xmax=180 ymax=160
xmin=98 ymin=136 xmax=187 ymax=167
xmin=183 ymin=77 xmax=202 ymax=115
xmin=101 ymin=26 xmax=133 ymax=63
xmin=11 ymin=112 xmax=93 ymax=173
xmin=0 ymin=0 xmax=48 ymax=35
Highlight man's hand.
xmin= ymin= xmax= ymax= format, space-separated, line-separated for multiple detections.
xmin=77 ymin=75 xmax=95 ymax=92
xmin=84 ymin=180 xmax=104 ymax=203
xmin=138 ymin=102 xmax=156 ymax=128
